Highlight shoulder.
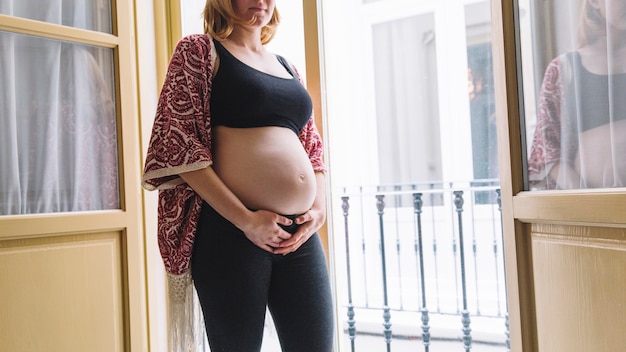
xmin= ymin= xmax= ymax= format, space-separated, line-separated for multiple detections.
xmin=169 ymin=34 xmax=217 ymax=72
xmin=276 ymin=54 xmax=296 ymax=70
xmin=276 ymin=54 xmax=305 ymax=83
xmin=174 ymin=34 xmax=214 ymax=56
xmin=542 ymin=52 xmax=574 ymax=84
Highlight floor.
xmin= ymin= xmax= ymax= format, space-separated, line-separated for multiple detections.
xmin=338 ymin=334 xmax=507 ymax=352
xmin=260 ymin=311 xmax=509 ymax=352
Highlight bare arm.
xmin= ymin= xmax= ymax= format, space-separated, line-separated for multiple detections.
xmin=549 ymin=162 xmax=581 ymax=190
xmin=179 ymin=167 xmax=294 ymax=253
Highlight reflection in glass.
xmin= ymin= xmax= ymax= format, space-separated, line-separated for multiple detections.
xmin=0 ymin=0 xmax=112 ymax=33
xmin=0 ymin=32 xmax=119 ymax=214
xmin=525 ymin=0 xmax=626 ymax=190
xmin=466 ymin=1 xmax=498 ymax=203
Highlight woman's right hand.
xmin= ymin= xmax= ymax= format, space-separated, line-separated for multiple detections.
xmin=239 ymin=210 xmax=294 ymax=253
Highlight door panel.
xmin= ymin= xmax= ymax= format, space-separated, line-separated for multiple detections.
xmin=0 ymin=232 xmax=125 ymax=352
xmin=492 ymin=0 xmax=626 ymax=351
xmin=0 ymin=0 xmax=147 ymax=350
xmin=531 ymin=224 xmax=626 ymax=351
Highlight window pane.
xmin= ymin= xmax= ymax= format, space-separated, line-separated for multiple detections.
xmin=466 ymin=1 xmax=499 ymax=203
xmin=372 ymin=13 xmax=443 ymax=188
xmin=0 ymin=31 xmax=120 ymax=215
xmin=0 ymin=0 xmax=112 ymax=33
xmin=522 ymin=0 xmax=626 ymax=190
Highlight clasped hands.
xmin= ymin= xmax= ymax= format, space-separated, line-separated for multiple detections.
xmin=240 ymin=207 xmax=325 ymax=255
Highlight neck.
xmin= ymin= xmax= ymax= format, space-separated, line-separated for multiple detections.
xmin=603 ymin=26 xmax=626 ymax=50
xmin=227 ymin=27 xmax=264 ymax=52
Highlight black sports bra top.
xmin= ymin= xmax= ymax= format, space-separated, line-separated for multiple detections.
xmin=566 ymin=51 xmax=626 ymax=132
xmin=210 ymin=39 xmax=313 ymax=134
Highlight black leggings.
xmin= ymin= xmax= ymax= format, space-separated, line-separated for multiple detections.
xmin=191 ymin=203 xmax=334 ymax=352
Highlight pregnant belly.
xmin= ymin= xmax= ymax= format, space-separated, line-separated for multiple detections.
xmin=576 ymin=120 xmax=626 ymax=188
xmin=212 ymin=126 xmax=318 ymax=214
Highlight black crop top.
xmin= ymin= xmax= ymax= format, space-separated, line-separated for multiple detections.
xmin=210 ymin=39 xmax=313 ymax=134
xmin=566 ymin=51 xmax=626 ymax=132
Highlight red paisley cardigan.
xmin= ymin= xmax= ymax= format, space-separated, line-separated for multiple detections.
xmin=142 ymin=34 xmax=326 ymax=276
xmin=527 ymin=54 xmax=567 ymax=190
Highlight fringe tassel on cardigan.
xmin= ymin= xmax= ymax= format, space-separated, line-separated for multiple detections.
xmin=167 ymin=272 xmax=209 ymax=352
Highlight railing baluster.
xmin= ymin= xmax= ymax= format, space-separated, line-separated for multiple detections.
xmin=359 ymin=186 xmax=370 ymax=308
xmin=341 ymin=196 xmax=356 ymax=352
xmin=469 ymin=194 xmax=481 ymax=315
xmin=339 ymin=184 xmax=508 ymax=351
xmin=450 ymin=184 xmax=461 ymax=314
xmin=491 ymin=192 xmax=502 ymax=317
xmin=394 ymin=185 xmax=404 ymax=310
xmin=454 ymin=190 xmax=472 ymax=351
xmin=413 ymin=193 xmax=430 ymax=352
xmin=376 ymin=194 xmax=392 ymax=352
xmin=429 ymin=189 xmax=442 ymax=313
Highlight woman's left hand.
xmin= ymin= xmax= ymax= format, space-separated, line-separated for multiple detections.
xmin=273 ymin=205 xmax=326 ymax=255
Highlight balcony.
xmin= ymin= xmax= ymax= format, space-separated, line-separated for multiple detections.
xmin=333 ymin=180 xmax=509 ymax=351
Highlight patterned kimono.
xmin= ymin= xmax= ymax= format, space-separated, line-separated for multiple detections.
xmin=527 ymin=54 xmax=569 ymax=190
xmin=142 ymin=34 xmax=326 ymax=350
xmin=527 ymin=51 xmax=626 ymax=190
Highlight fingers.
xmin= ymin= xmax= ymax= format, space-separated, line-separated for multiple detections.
xmin=273 ymin=211 xmax=322 ymax=255
xmin=293 ymin=212 xmax=312 ymax=225
xmin=276 ymin=214 xmax=295 ymax=227
xmin=273 ymin=229 xmax=310 ymax=255
xmin=246 ymin=211 xmax=320 ymax=255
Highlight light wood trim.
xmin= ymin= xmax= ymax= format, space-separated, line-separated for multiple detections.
xmin=0 ymin=14 xmax=119 ymax=47
xmin=0 ymin=212 xmax=128 ymax=239
xmin=116 ymin=0 xmax=150 ymax=350
xmin=531 ymin=222 xmax=626 ymax=242
xmin=491 ymin=0 xmax=538 ymax=351
xmin=153 ymin=0 xmax=183 ymax=86
xmin=514 ymin=191 xmax=626 ymax=226
xmin=153 ymin=0 xmax=170 ymax=86
xmin=302 ymin=0 xmax=331 ymax=257
xmin=303 ymin=0 xmax=323 ymax=136
xmin=167 ymin=0 xmax=183 ymax=49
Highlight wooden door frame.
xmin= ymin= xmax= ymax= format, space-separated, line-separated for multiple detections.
xmin=491 ymin=0 xmax=538 ymax=350
xmin=492 ymin=1 xmax=626 ymax=351
xmin=0 ymin=0 xmax=148 ymax=350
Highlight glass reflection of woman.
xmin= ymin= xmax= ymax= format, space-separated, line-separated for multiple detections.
xmin=527 ymin=0 xmax=626 ymax=190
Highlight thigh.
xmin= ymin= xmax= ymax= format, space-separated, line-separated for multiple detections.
xmin=268 ymin=234 xmax=335 ymax=352
xmin=192 ymin=204 xmax=273 ymax=352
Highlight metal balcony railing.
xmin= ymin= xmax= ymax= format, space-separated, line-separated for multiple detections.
xmin=336 ymin=180 xmax=510 ymax=352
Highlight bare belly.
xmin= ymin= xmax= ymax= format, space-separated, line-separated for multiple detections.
xmin=212 ymin=126 xmax=317 ymax=214
xmin=575 ymin=119 xmax=626 ymax=188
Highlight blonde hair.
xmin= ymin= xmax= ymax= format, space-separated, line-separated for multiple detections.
xmin=203 ymin=0 xmax=280 ymax=44
xmin=577 ymin=0 xmax=605 ymax=47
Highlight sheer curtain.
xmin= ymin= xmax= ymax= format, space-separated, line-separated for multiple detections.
xmin=0 ymin=0 xmax=119 ymax=215
xmin=525 ymin=0 xmax=626 ymax=190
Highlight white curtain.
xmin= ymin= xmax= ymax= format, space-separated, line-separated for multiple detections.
xmin=0 ymin=0 xmax=119 ymax=215
xmin=525 ymin=0 xmax=625 ymax=190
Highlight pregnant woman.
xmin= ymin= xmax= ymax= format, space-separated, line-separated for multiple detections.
xmin=142 ymin=0 xmax=334 ymax=351
xmin=528 ymin=0 xmax=626 ymax=189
